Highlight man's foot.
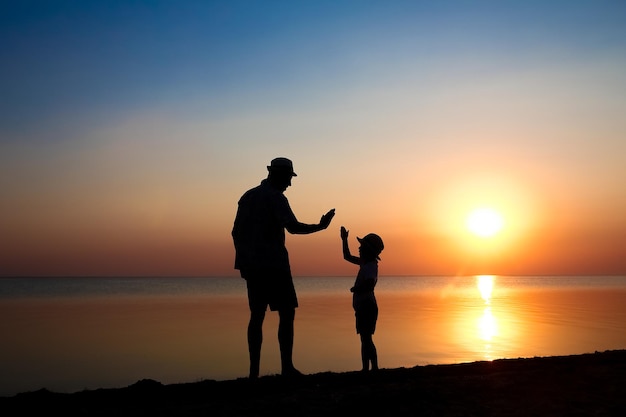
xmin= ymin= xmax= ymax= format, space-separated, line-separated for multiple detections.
xmin=281 ymin=366 xmax=304 ymax=378
xmin=249 ymin=367 xmax=259 ymax=379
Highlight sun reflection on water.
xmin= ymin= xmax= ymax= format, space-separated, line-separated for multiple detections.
xmin=476 ymin=275 xmax=498 ymax=359
xmin=478 ymin=307 xmax=497 ymax=341
xmin=477 ymin=275 xmax=495 ymax=305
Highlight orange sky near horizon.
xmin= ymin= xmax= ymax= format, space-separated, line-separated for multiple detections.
xmin=3 ymin=151 xmax=625 ymax=277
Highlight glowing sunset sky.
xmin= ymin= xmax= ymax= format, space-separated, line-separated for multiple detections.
xmin=1 ymin=1 xmax=625 ymax=277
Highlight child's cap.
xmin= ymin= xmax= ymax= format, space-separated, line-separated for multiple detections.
xmin=357 ymin=233 xmax=384 ymax=260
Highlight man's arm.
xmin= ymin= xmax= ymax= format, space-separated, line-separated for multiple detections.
xmin=285 ymin=208 xmax=335 ymax=234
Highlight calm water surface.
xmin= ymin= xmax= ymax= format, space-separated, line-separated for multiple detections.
xmin=1 ymin=275 xmax=625 ymax=396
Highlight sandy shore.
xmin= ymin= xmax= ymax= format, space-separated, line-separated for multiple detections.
xmin=2 ymin=350 xmax=625 ymax=416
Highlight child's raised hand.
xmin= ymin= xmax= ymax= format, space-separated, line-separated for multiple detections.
xmin=340 ymin=226 xmax=349 ymax=240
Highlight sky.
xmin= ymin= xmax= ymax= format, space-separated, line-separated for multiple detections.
xmin=1 ymin=0 xmax=625 ymax=277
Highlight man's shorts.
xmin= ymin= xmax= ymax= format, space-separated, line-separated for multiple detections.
xmin=355 ymin=303 xmax=378 ymax=335
xmin=245 ymin=269 xmax=298 ymax=312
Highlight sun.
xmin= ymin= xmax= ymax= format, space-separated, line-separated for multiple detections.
xmin=466 ymin=207 xmax=504 ymax=238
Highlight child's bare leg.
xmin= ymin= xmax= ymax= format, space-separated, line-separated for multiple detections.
xmin=360 ymin=334 xmax=377 ymax=371
xmin=360 ymin=336 xmax=368 ymax=371
xmin=370 ymin=338 xmax=378 ymax=371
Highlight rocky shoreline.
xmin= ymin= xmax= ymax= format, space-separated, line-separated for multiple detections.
xmin=2 ymin=350 xmax=625 ymax=416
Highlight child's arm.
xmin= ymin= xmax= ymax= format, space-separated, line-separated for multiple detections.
xmin=341 ymin=226 xmax=360 ymax=265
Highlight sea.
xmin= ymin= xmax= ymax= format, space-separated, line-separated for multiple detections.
xmin=1 ymin=275 xmax=625 ymax=397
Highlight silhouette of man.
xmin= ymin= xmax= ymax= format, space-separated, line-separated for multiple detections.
xmin=232 ymin=157 xmax=335 ymax=378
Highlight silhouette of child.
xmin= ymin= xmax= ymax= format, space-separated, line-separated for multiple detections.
xmin=340 ymin=226 xmax=384 ymax=372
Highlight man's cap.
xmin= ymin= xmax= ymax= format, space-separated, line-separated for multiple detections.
xmin=267 ymin=157 xmax=297 ymax=176
xmin=357 ymin=233 xmax=384 ymax=260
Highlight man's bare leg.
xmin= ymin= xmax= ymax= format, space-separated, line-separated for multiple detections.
xmin=278 ymin=308 xmax=301 ymax=376
xmin=247 ymin=308 xmax=265 ymax=379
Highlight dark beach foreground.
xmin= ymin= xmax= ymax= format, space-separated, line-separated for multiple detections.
xmin=2 ymin=350 xmax=625 ymax=417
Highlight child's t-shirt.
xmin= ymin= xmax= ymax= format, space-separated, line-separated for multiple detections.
xmin=352 ymin=260 xmax=378 ymax=311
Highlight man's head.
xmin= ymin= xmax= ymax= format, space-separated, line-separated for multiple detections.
xmin=267 ymin=157 xmax=297 ymax=177
xmin=267 ymin=157 xmax=297 ymax=191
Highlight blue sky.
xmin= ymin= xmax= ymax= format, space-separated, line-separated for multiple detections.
xmin=4 ymin=1 xmax=623 ymax=136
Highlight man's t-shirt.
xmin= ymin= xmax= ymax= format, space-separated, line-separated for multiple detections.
xmin=232 ymin=179 xmax=297 ymax=274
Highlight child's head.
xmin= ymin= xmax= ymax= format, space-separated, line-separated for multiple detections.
xmin=357 ymin=233 xmax=384 ymax=261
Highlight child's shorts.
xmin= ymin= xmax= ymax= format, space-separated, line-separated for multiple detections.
xmin=355 ymin=304 xmax=378 ymax=335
